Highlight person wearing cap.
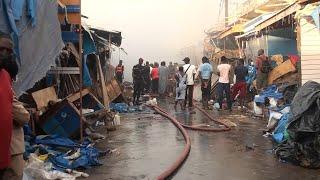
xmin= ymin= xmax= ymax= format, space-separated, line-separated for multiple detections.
xmin=0 ymin=36 xmax=14 ymax=178
xmin=115 ymin=60 xmax=124 ymax=83
xmin=182 ymin=57 xmax=197 ymax=108
xmin=132 ymin=58 xmax=145 ymax=105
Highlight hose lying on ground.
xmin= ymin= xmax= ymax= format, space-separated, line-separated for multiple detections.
xmin=193 ymin=104 xmax=232 ymax=130
xmin=149 ymin=101 xmax=232 ymax=179
xmin=156 ymin=105 xmax=230 ymax=132
xmin=151 ymin=105 xmax=191 ymax=180
xmin=157 ymin=99 xmax=232 ymax=132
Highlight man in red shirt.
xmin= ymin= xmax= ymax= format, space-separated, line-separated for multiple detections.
xmin=0 ymin=36 xmax=14 ymax=177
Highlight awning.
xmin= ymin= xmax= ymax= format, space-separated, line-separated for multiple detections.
xmin=243 ymin=12 xmax=276 ymax=33
xmin=90 ymin=28 xmax=122 ymax=47
xmin=235 ymin=31 xmax=256 ymax=39
xmin=255 ymin=2 xmax=301 ymax=31
xmin=218 ymin=24 xmax=244 ymax=39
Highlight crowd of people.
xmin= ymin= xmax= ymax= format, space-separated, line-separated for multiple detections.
xmin=127 ymin=48 xmax=270 ymax=112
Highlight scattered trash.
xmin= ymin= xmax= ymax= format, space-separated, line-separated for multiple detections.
xmin=113 ymin=113 xmax=121 ymax=126
xmin=23 ymin=154 xmax=82 ymax=180
xmin=85 ymin=128 xmax=106 ymax=140
xmin=110 ymin=103 xmax=129 ymax=113
xmin=213 ymin=103 xmax=220 ymax=110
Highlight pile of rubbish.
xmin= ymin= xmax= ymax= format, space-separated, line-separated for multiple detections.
xmin=23 ymin=126 xmax=104 ymax=179
xmin=254 ymin=81 xmax=320 ymax=168
xmin=275 ymin=81 xmax=320 ymax=168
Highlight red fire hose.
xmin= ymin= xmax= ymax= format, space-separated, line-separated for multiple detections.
xmin=156 ymin=102 xmax=231 ymax=132
xmin=149 ymin=102 xmax=232 ymax=179
xmin=152 ymin=105 xmax=191 ymax=180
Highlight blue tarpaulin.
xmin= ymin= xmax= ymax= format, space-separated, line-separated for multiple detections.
xmin=83 ymin=56 xmax=93 ymax=87
xmin=110 ymin=103 xmax=129 ymax=113
xmin=273 ymin=113 xmax=291 ymax=143
xmin=24 ymin=133 xmax=103 ymax=170
xmin=3 ymin=0 xmax=64 ymax=96
xmin=35 ymin=135 xmax=80 ymax=148
xmin=255 ymin=85 xmax=283 ymax=103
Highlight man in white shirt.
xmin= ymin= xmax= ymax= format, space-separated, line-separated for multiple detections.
xmin=217 ymin=56 xmax=232 ymax=111
xmin=183 ymin=57 xmax=197 ymax=108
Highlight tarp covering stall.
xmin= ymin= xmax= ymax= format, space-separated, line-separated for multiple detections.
xmin=0 ymin=0 xmax=64 ymax=96
xmin=90 ymin=28 xmax=122 ymax=47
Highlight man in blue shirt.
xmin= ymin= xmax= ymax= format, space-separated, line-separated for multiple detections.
xmin=199 ymin=56 xmax=213 ymax=109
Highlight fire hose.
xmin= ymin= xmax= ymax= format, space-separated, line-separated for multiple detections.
xmin=151 ymin=105 xmax=191 ymax=180
xmin=152 ymin=103 xmax=232 ymax=179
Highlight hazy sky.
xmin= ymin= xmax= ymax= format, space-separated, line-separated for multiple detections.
xmin=82 ymin=0 xmax=220 ymax=80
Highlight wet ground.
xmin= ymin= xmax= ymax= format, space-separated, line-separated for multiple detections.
xmin=86 ymin=99 xmax=320 ymax=180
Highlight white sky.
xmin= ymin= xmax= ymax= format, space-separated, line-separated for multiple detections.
xmin=82 ymin=0 xmax=220 ymax=80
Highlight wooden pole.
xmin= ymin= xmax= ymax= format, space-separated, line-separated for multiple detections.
xmin=79 ymin=0 xmax=83 ymax=142
xmin=97 ymin=56 xmax=110 ymax=109
xmin=225 ymin=0 xmax=228 ymax=27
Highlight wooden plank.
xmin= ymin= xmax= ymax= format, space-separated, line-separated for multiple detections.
xmin=106 ymin=83 xmax=116 ymax=101
xmin=268 ymin=60 xmax=296 ymax=85
xmin=111 ymin=79 xmax=122 ymax=97
xmin=66 ymin=88 xmax=90 ymax=103
xmin=97 ymin=57 xmax=110 ymax=109
xmin=301 ymin=69 xmax=320 ymax=75
xmin=31 ymin=87 xmax=58 ymax=110
xmin=47 ymin=67 xmax=80 ymax=75
xmin=59 ymin=0 xmax=80 ymax=5
xmin=58 ymin=14 xmax=81 ymax=24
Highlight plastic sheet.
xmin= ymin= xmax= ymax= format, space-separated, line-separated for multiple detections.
xmin=255 ymin=85 xmax=283 ymax=103
xmin=272 ymin=113 xmax=290 ymax=143
xmin=23 ymin=154 xmax=80 ymax=180
xmin=110 ymin=103 xmax=129 ymax=113
xmin=276 ymin=81 xmax=320 ymax=168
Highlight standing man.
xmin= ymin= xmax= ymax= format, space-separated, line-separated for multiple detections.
xmin=217 ymin=56 xmax=232 ymax=111
xmin=1 ymin=55 xmax=30 ymax=180
xmin=144 ymin=61 xmax=152 ymax=93
xmin=158 ymin=61 xmax=169 ymax=97
xmin=115 ymin=60 xmax=124 ymax=83
xmin=199 ymin=57 xmax=213 ymax=109
xmin=255 ymin=49 xmax=271 ymax=91
xmin=132 ymin=58 xmax=145 ymax=105
xmin=0 ymin=36 xmax=14 ymax=178
xmin=232 ymin=59 xmax=248 ymax=110
xmin=183 ymin=57 xmax=197 ymax=108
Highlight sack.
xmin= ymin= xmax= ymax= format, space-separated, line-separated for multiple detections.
xmin=261 ymin=59 xmax=271 ymax=73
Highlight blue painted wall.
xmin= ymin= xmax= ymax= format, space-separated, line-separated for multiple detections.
xmin=267 ymin=36 xmax=298 ymax=56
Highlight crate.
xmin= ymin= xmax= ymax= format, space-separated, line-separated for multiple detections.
xmin=38 ymin=100 xmax=81 ymax=138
